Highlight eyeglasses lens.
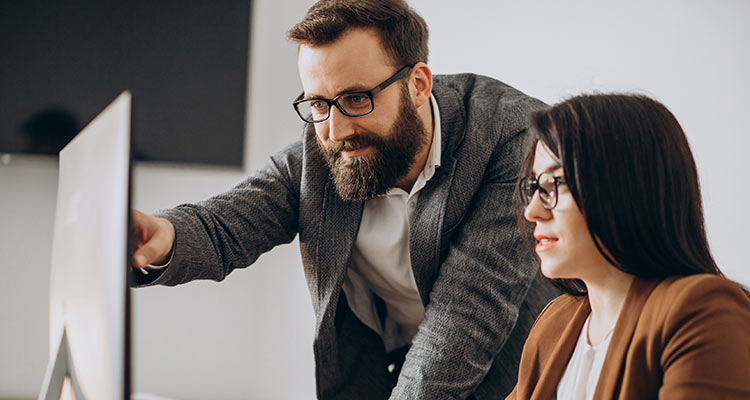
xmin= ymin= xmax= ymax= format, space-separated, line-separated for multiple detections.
xmin=538 ymin=174 xmax=555 ymax=207
xmin=297 ymin=94 xmax=374 ymax=123
xmin=297 ymin=100 xmax=330 ymax=122
xmin=521 ymin=174 xmax=557 ymax=209
xmin=338 ymin=93 xmax=373 ymax=115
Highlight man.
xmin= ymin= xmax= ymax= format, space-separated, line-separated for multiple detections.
xmin=131 ymin=0 xmax=557 ymax=398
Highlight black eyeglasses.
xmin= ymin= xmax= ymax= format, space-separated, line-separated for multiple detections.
xmin=519 ymin=173 xmax=567 ymax=210
xmin=292 ymin=64 xmax=415 ymax=123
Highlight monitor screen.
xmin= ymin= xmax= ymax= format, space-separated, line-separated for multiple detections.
xmin=42 ymin=92 xmax=132 ymax=399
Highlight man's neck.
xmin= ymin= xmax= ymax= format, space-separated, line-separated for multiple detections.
xmin=395 ymin=98 xmax=435 ymax=192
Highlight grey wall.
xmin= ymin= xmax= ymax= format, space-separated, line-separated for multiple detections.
xmin=1 ymin=1 xmax=748 ymax=399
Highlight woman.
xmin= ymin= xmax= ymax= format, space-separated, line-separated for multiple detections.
xmin=507 ymin=94 xmax=750 ymax=399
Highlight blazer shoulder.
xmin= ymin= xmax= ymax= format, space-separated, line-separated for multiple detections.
xmin=432 ymin=73 xmax=547 ymax=158
xmin=264 ymin=139 xmax=305 ymax=186
xmin=644 ymin=274 xmax=750 ymax=333
xmin=433 ymin=74 xmax=546 ymax=121
xmin=434 ymin=73 xmax=540 ymax=100
xmin=651 ymin=274 xmax=749 ymax=306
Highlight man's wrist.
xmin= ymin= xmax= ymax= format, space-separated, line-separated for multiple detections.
xmin=150 ymin=216 xmax=176 ymax=268
xmin=137 ymin=238 xmax=175 ymax=276
xmin=148 ymin=245 xmax=174 ymax=269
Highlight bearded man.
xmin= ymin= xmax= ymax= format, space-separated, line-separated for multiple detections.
xmin=130 ymin=0 xmax=558 ymax=398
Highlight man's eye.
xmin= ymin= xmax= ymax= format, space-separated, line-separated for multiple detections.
xmin=343 ymin=94 xmax=370 ymax=110
xmin=310 ymin=100 xmax=326 ymax=110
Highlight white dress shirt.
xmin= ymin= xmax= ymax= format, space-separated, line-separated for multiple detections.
xmin=556 ymin=314 xmax=614 ymax=400
xmin=342 ymin=94 xmax=442 ymax=352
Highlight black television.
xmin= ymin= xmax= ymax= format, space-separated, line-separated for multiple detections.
xmin=0 ymin=0 xmax=251 ymax=167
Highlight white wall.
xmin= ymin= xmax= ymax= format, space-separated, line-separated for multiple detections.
xmin=1 ymin=0 xmax=748 ymax=399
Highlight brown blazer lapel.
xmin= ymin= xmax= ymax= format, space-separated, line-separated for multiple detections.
xmin=593 ymin=278 xmax=661 ymax=399
xmin=531 ymin=300 xmax=591 ymax=400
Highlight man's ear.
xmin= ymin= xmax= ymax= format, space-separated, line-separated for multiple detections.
xmin=410 ymin=62 xmax=432 ymax=108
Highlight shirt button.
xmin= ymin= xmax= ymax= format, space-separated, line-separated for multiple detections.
xmin=409 ymin=201 xmax=416 ymax=209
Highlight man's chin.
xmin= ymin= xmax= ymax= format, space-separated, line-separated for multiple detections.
xmin=332 ymin=178 xmax=380 ymax=201
xmin=330 ymin=162 xmax=389 ymax=201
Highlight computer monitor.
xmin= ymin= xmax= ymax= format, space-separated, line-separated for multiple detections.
xmin=40 ymin=92 xmax=132 ymax=399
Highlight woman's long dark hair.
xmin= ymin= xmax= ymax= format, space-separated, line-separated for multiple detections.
xmin=519 ymin=93 xmax=722 ymax=295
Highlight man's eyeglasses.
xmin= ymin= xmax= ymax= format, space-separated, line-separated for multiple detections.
xmin=519 ymin=173 xmax=567 ymax=210
xmin=292 ymin=64 xmax=415 ymax=123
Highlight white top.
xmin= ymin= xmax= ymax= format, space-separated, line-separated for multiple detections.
xmin=342 ymin=94 xmax=442 ymax=352
xmin=556 ymin=314 xmax=613 ymax=400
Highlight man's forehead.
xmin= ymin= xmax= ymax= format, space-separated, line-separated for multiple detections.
xmin=298 ymin=42 xmax=393 ymax=96
xmin=297 ymin=29 xmax=395 ymax=96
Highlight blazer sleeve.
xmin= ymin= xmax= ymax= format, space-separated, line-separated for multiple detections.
xmin=391 ymin=127 xmax=552 ymax=399
xmin=133 ymin=141 xmax=303 ymax=287
xmin=658 ymin=276 xmax=750 ymax=399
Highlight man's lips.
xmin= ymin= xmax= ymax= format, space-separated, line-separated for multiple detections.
xmin=340 ymin=145 xmax=374 ymax=158
xmin=534 ymin=234 xmax=558 ymax=252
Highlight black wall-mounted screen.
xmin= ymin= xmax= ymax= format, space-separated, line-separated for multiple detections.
xmin=0 ymin=0 xmax=251 ymax=167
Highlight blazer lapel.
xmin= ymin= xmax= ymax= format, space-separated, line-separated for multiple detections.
xmin=593 ymin=278 xmax=661 ymax=399
xmin=409 ymin=80 xmax=465 ymax=303
xmin=531 ymin=299 xmax=591 ymax=400
xmin=409 ymin=155 xmax=456 ymax=304
xmin=315 ymin=182 xmax=363 ymax=325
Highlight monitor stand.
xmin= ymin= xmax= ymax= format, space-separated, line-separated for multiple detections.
xmin=39 ymin=327 xmax=87 ymax=400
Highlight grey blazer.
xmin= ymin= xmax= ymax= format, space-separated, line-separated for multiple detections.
xmin=139 ymin=74 xmax=558 ymax=399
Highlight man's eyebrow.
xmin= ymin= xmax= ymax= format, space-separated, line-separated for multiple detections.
xmin=303 ymin=85 xmax=371 ymax=100
xmin=338 ymin=84 xmax=370 ymax=94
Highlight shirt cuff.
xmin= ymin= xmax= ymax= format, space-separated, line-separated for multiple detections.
xmin=138 ymin=245 xmax=175 ymax=275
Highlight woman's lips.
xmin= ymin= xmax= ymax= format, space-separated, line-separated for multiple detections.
xmin=534 ymin=235 xmax=558 ymax=252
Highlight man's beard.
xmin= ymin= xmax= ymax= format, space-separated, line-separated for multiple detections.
xmin=317 ymin=85 xmax=427 ymax=201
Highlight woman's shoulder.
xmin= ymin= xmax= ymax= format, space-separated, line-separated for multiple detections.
xmin=651 ymin=274 xmax=748 ymax=303
xmin=644 ymin=274 xmax=750 ymax=327
xmin=637 ymin=274 xmax=750 ymax=396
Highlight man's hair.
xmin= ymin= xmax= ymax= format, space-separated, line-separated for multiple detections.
xmin=287 ymin=0 xmax=429 ymax=67
xmin=518 ymin=93 xmax=722 ymax=295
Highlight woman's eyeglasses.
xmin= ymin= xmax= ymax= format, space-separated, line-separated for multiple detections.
xmin=519 ymin=173 xmax=567 ymax=210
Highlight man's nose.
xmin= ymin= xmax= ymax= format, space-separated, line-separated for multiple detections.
xmin=327 ymin=106 xmax=355 ymax=143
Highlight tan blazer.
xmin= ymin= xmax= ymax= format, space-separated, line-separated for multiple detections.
xmin=507 ymin=274 xmax=750 ymax=399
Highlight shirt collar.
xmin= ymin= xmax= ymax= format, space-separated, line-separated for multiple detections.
xmin=426 ymin=93 xmax=442 ymax=172
xmin=408 ymin=93 xmax=442 ymax=195
xmin=382 ymin=93 xmax=442 ymax=198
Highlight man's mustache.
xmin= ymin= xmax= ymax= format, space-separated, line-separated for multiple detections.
xmin=326 ymin=132 xmax=384 ymax=155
